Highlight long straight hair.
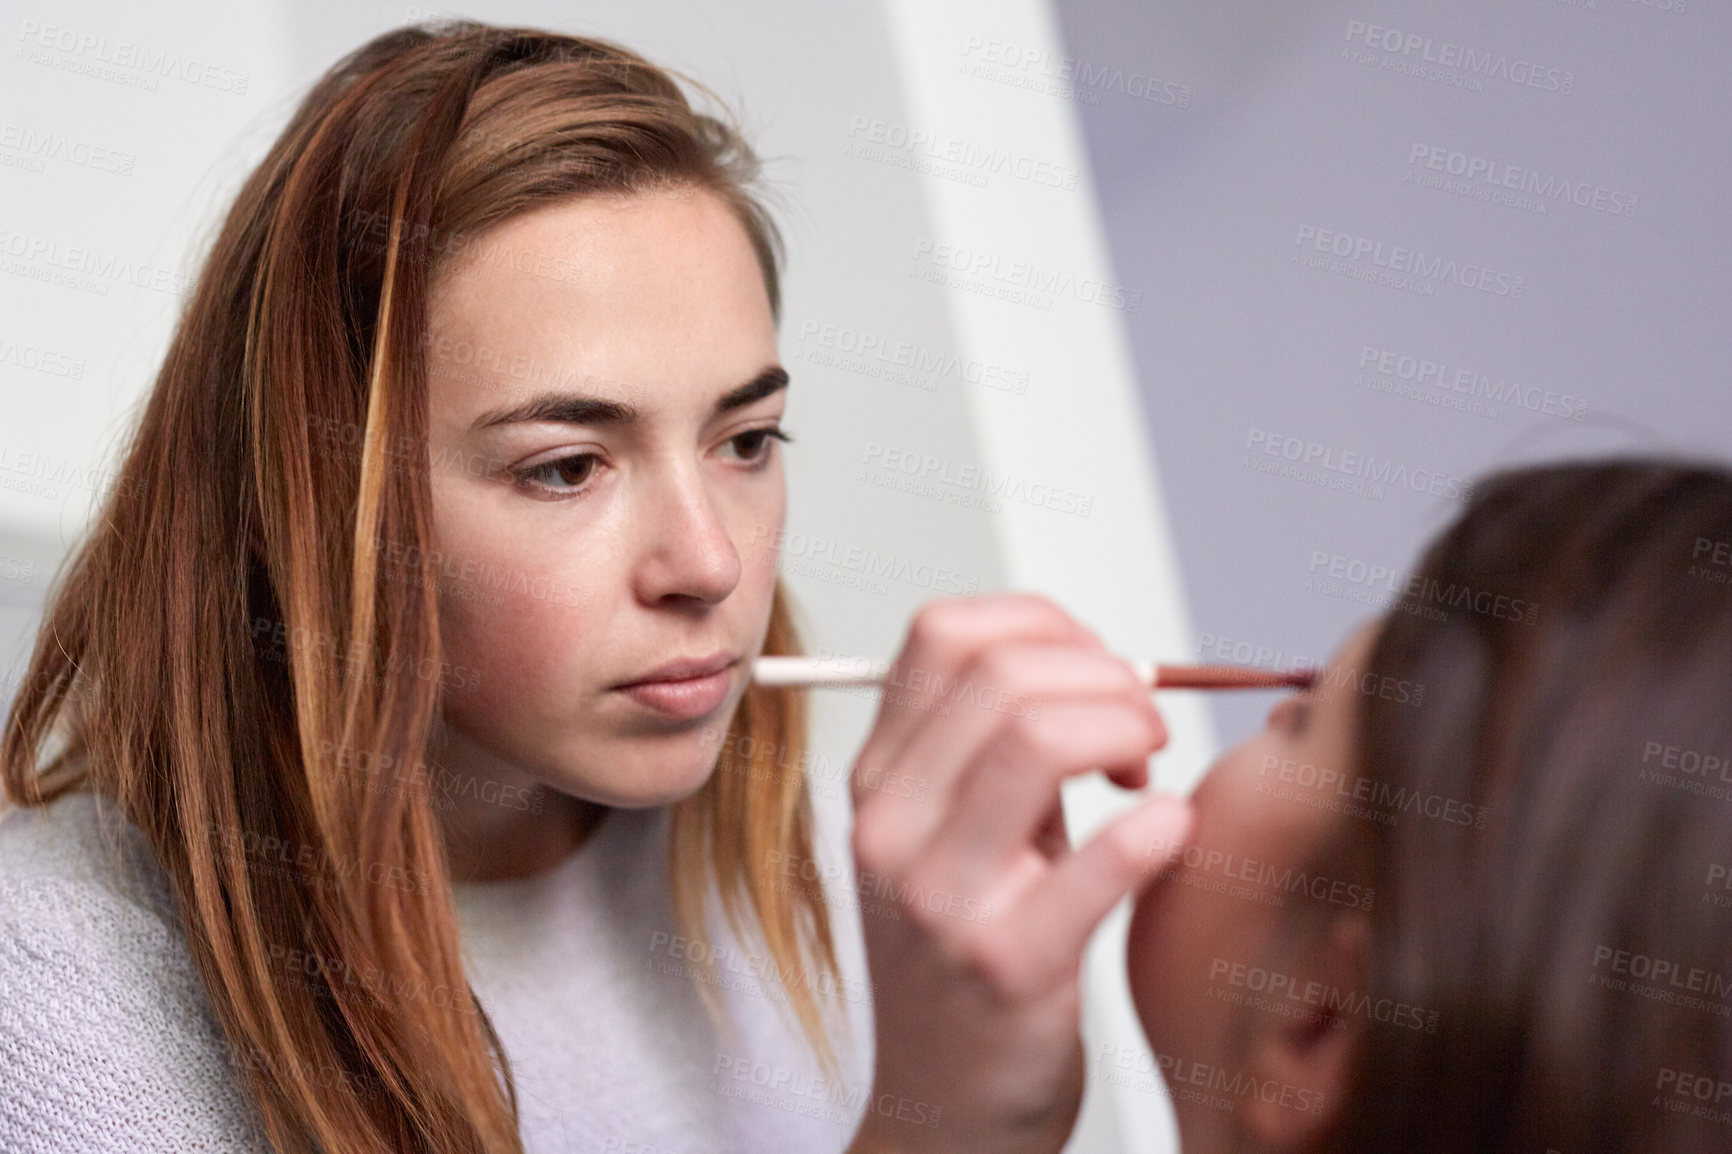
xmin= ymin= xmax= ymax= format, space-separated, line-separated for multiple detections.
xmin=1324 ymin=459 xmax=1732 ymax=1153
xmin=1 ymin=21 xmax=841 ymax=1153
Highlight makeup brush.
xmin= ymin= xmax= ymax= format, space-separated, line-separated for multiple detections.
xmin=751 ymin=655 xmax=1315 ymax=691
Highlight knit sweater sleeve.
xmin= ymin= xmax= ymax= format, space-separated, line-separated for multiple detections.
xmin=0 ymin=806 xmax=270 ymax=1152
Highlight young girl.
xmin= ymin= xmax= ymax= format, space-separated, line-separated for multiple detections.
xmin=1 ymin=20 xmax=1191 ymax=1154
xmin=1127 ymin=458 xmax=1732 ymax=1153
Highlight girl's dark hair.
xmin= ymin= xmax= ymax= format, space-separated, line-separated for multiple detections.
xmin=1329 ymin=458 xmax=1732 ymax=1152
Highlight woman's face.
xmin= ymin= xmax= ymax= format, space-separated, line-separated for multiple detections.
xmin=1125 ymin=622 xmax=1377 ymax=1152
xmin=423 ymin=186 xmax=786 ymax=808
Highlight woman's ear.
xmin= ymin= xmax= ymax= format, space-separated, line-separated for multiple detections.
xmin=1238 ymin=910 xmax=1368 ymax=1152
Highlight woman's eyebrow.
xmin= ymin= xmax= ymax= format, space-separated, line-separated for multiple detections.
xmin=471 ymin=392 xmax=636 ymax=430
xmin=468 ymin=365 xmax=788 ymax=431
xmin=713 ymin=365 xmax=789 ymax=415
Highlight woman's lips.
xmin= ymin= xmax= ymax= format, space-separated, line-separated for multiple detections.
xmin=614 ymin=664 xmax=734 ymax=718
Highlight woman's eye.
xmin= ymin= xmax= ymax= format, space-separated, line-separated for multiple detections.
xmin=516 ymin=453 xmax=600 ymax=494
xmin=510 ymin=429 xmax=789 ymax=497
xmin=724 ymin=425 xmax=792 ymax=465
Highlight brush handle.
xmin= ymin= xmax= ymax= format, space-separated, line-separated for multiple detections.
xmin=750 ymin=655 xmax=1311 ymax=691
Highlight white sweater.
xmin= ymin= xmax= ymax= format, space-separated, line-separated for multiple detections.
xmin=0 ymin=792 xmax=872 ymax=1152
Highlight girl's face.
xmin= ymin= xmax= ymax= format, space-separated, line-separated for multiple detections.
xmin=1125 ymin=623 xmax=1377 ymax=1153
xmin=423 ymin=187 xmax=786 ymax=808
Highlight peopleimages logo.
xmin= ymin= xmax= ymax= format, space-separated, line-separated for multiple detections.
xmin=1245 ymin=428 xmax=1476 ymax=502
xmin=846 ymin=117 xmax=1081 ymax=190
xmin=1357 ymin=346 xmax=1586 ymax=419
xmin=1406 ymin=144 xmax=1638 ymax=218
xmin=0 ymin=122 xmax=135 ymax=175
xmin=911 ymin=238 xmax=1143 ymax=312
xmin=795 ymin=320 xmax=1030 ymax=395
xmin=1294 ymin=225 xmax=1525 ymax=299
xmin=0 ymin=333 xmax=86 ymax=379
xmin=1305 ymin=549 xmax=1540 ymax=626
xmin=862 ymin=440 xmax=1095 ymax=516
xmin=15 ymin=19 xmax=251 ymax=94
xmin=1343 ymin=20 xmax=1575 ymax=94
xmin=958 ymin=36 xmax=1192 ymax=107
xmin=748 ymin=524 xmax=982 ymax=596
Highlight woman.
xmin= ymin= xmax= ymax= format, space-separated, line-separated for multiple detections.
xmin=0 ymin=19 xmax=1190 ymax=1154
xmin=1128 ymin=458 xmax=1732 ymax=1152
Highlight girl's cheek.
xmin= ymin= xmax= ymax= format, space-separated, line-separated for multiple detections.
xmin=1125 ymin=874 xmax=1175 ymax=1048
xmin=438 ymin=596 xmax=586 ymax=748
xmin=483 ymin=588 xmax=581 ymax=669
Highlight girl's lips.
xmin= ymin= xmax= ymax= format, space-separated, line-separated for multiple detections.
xmin=615 ymin=665 xmax=734 ymax=718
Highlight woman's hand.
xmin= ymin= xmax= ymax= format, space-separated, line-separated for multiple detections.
xmin=843 ymin=593 xmax=1193 ymax=1154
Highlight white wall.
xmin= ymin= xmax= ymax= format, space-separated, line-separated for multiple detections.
xmin=0 ymin=0 xmax=294 ymax=674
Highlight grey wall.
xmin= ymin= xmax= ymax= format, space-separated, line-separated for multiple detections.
xmin=1053 ymin=0 xmax=1732 ymax=743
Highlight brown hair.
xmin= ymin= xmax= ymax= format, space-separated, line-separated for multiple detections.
xmin=1321 ymin=458 xmax=1732 ymax=1152
xmin=1 ymin=20 xmax=841 ymax=1154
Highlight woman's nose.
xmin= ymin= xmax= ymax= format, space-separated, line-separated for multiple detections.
xmin=628 ymin=465 xmax=742 ymax=607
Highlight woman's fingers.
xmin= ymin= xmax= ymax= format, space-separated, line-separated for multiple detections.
xmin=850 ymin=596 xmax=1111 ymax=872
xmin=854 ymin=643 xmax=1163 ymax=873
xmin=843 ymin=594 xmax=1187 ymax=1154
xmin=1004 ymin=793 xmax=1195 ymax=987
xmin=850 ymin=594 xmax=1084 ymax=784
xmin=1032 ymin=798 xmax=1069 ymax=860
xmin=918 ymin=699 xmax=1164 ymax=893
